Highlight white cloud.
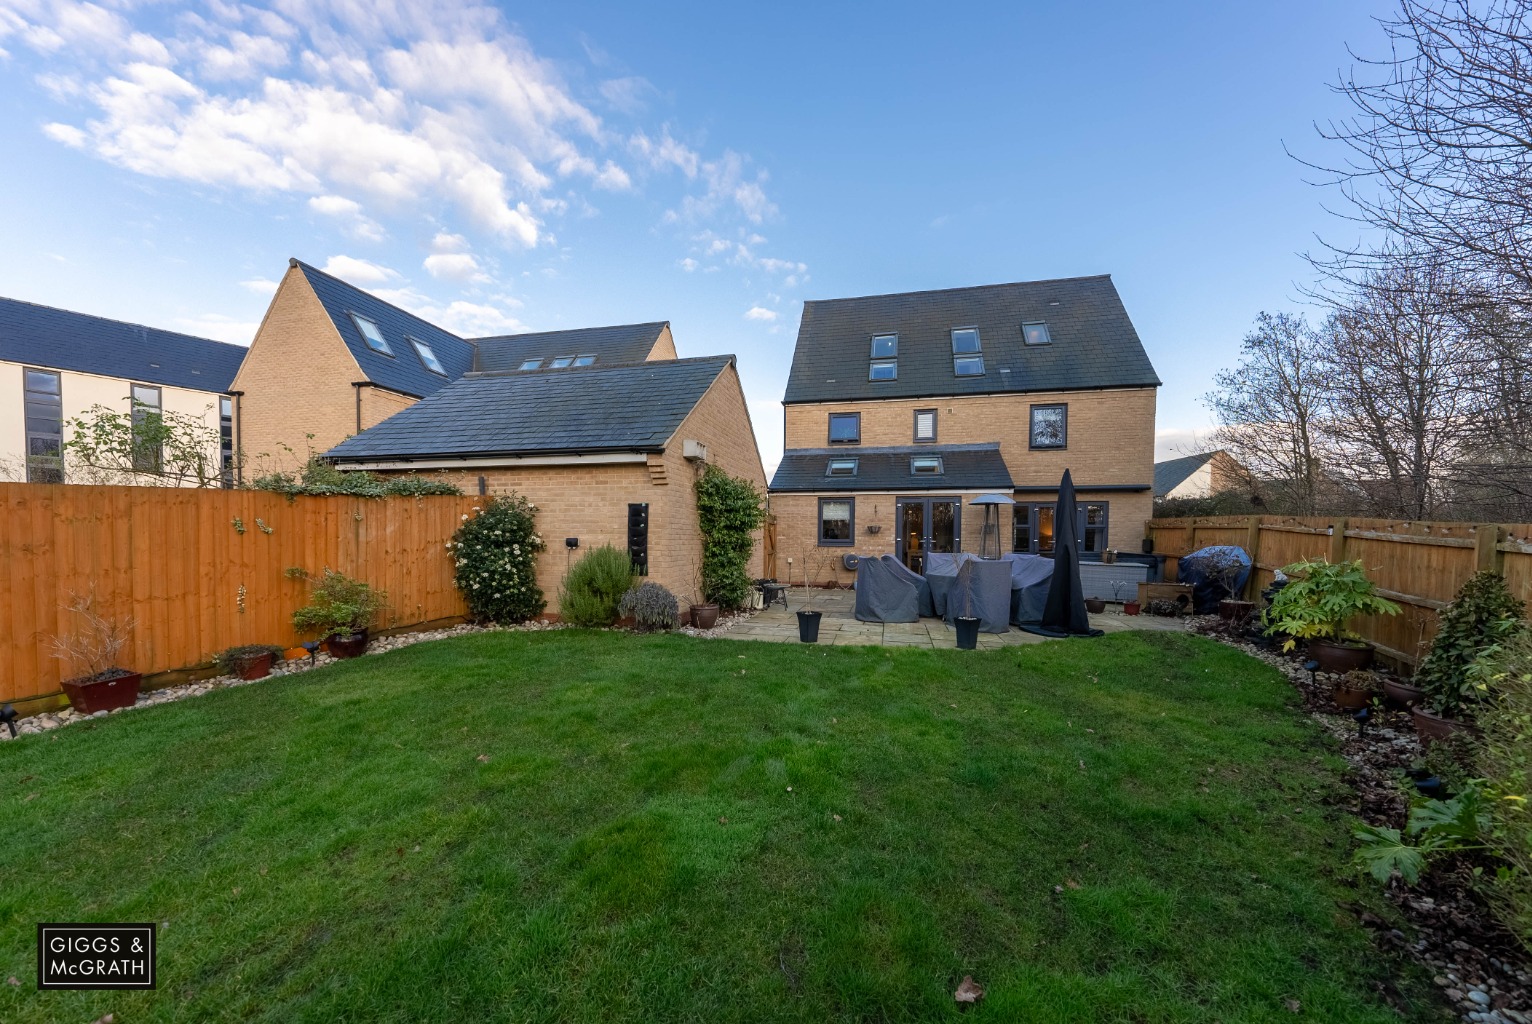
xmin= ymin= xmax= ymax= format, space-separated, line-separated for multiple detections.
xmin=592 ymin=160 xmax=631 ymax=191
xmin=308 ymin=194 xmax=385 ymax=242
xmin=678 ymin=257 xmax=698 ymax=272
xmin=430 ymin=231 xmax=469 ymax=253
xmin=598 ymin=76 xmax=656 ymax=114
xmin=423 ymin=252 xmax=490 ymax=282
xmin=42 ymin=122 xmax=86 ymax=147
xmin=175 ymin=313 xmax=258 ymax=344
xmin=240 ymin=277 xmax=279 ymax=295
xmin=321 ymin=254 xmax=399 ymax=284
xmin=436 ymin=300 xmax=525 ymax=336
xmin=744 ymin=306 xmax=778 ymax=322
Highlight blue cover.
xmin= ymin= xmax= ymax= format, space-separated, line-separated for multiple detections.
xmin=854 ymin=556 xmax=920 ymax=622
xmin=945 ymin=558 xmax=1012 ymax=633
xmin=1004 ymin=553 xmax=1055 ymax=624
xmin=881 ymin=555 xmax=935 ymax=617
xmin=1177 ymin=545 xmax=1252 ymax=614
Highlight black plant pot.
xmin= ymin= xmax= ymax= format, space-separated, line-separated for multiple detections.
xmin=955 ymin=615 xmax=980 ymax=650
xmin=796 ymin=610 xmax=822 ymax=643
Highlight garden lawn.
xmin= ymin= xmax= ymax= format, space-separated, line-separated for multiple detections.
xmin=0 ymin=630 xmax=1437 ymax=1023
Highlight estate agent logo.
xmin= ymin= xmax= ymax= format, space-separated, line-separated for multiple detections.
xmin=37 ymin=924 xmax=156 ymax=990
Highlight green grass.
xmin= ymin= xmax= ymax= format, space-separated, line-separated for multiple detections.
xmin=0 ymin=630 xmax=1438 ymax=1022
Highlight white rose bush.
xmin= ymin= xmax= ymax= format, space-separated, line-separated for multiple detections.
xmin=448 ymin=495 xmax=546 ymax=623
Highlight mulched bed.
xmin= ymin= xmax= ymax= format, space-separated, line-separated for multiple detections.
xmin=1192 ymin=615 xmax=1531 ymax=1023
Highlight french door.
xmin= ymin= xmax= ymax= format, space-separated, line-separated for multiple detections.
xmin=896 ymin=497 xmax=961 ymax=573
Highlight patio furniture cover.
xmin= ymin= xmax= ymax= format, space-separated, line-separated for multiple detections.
xmin=1177 ymin=545 xmax=1252 ymax=614
xmin=944 ymin=557 xmax=1012 ymax=633
xmin=853 ymin=555 xmax=920 ymax=623
xmin=1005 ymin=553 xmax=1055 ymax=625
xmin=881 ymin=555 xmax=935 ymax=617
xmin=1024 ymin=469 xmax=1104 ymax=638
xmin=924 ymin=551 xmax=966 ymax=618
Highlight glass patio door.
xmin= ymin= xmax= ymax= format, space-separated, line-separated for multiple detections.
xmin=896 ymin=497 xmax=961 ymax=573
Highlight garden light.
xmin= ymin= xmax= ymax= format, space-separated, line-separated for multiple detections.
xmin=0 ymin=703 xmax=16 ymax=738
xmin=1352 ymin=706 xmax=1369 ymax=738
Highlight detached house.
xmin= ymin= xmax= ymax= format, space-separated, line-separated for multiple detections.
xmin=0 ymin=297 xmax=245 ymax=485
xmin=769 ymin=276 xmax=1160 ymax=580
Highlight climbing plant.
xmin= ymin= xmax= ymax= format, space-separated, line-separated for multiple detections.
xmin=694 ymin=464 xmax=766 ymax=609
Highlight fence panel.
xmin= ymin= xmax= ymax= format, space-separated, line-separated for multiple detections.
xmin=0 ymin=483 xmax=477 ymax=705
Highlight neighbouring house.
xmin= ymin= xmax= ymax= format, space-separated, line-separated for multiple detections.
xmin=0 ymin=296 xmax=246 ymax=485
xmin=232 ymin=258 xmax=678 ymax=478
xmin=1153 ymin=450 xmax=1248 ymax=501
xmin=323 ymin=354 xmax=767 ymax=612
xmin=769 ymin=276 xmax=1161 ymax=582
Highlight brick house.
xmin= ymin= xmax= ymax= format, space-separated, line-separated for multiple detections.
xmin=0 ymin=296 xmax=245 ymax=485
xmin=1153 ymin=450 xmax=1249 ymax=501
xmin=769 ymin=276 xmax=1160 ymax=584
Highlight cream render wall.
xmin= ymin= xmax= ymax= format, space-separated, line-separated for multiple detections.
xmin=0 ymin=358 xmax=228 ymax=484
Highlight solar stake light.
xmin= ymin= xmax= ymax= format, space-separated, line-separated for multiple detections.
xmin=1352 ymin=706 xmax=1370 ymax=738
xmin=1303 ymin=659 xmax=1320 ymax=687
xmin=0 ymin=704 xmax=16 ymax=738
xmin=301 ymin=640 xmax=322 ymax=665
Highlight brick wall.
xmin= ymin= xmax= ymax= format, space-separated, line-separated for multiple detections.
xmin=649 ymin=325 xmax=678 ymax=360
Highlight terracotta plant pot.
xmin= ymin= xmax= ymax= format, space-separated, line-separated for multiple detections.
xmin=232 ymin=653 xmax=275 ymax=681
xmin=1412 ymin=706 xmax=1479 ymax=746
xmin=690 ymin=604 xmax=720 ymax=630
xmin=796 ymin=609 xmax=822 ymax=643
xmin=955 ymin=615 xmax=980 ymax=650
xmin=1308 ymin=639 xmax=1374 ymax=675
xmin=1084 ymin=598 xmax=1106 ymax=614
xmin=61 ymin=670 xmax=142 ymax=715
xmin=1332 ymin=684 xmax=1372 ymax=710
xmin=1219 ymin=599 xmax=1256 ymax=621
xmin=1383 ymin=678 xmax=1427 ymax=709
xmin=1123 ymin=601 xmax=1141 ymax=616
xmin=326 ymin=630 xmax=369 ymax=659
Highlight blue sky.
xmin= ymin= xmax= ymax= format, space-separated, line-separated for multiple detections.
xmin=0 ymin=0 xmax=1394 ymax=473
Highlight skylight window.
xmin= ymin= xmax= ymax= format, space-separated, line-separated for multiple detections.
xmin=1023 ymin=322 xmax=1052 ymax=346
xmin=826 ymin=458 xmax=859 ymax=477
xmin=409 ymin=337 xmax=446 ymax=375
xmin=870 ymin=334 xmax=897 ymax=358
xmin=869 ymin=360 xmax=897 ymax=381
xmin=910 ymin=456 xmax=944 ymax=475
xmin=951 ymin=327 xmax=984 ymax=376
xmin=351 ymin=314 xmax=393 ymax=356
xmin=518 ymin=359 xmax=543 ymax=371
xmin=549 ymin=355 xmax=574 ymax=368
xmin=572 ymin=354 xmax=596 ymax=366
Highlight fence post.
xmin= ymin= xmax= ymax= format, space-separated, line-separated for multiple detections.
xmin=1243 ymin=516 xmax=1262 ymax=599
xmin=1329 ymin=518 xmax=1348 ymax=564
xmin=1476 ymin=524 xmax=1505 ymax=574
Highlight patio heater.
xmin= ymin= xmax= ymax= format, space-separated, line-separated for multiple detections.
xmin=969 ymin=493 xmax=1016 ymax=560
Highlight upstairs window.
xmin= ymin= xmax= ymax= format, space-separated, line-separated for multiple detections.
xmin=870 ymin=334 xmax=897 ymax=358
xmin=826 ymin=458 xmax=859 ymax=477
xmin=351 ymin=314 xmax=393 ymax=356
xmin=869 ymin=360 xmax=897 ymax=381
xmin=828 ymin=412 xmax=861 ymax=444
xmin=913 ymin=408 xmax=937 ymax=442
xmin=1023 ymin=321 xmax=1052 ymax=346
xmin=951 ymin=327 xmax=984 ymax=376
xmin=23 ymin=367 xmax=63 ymax=484
xmin=910 ymin=455 xmax=944 ymax=475
xmin=518 ymin=359 xmax=542 ymax=370
xmin=549 ymin=355 xmax=574 ymax=368
xmin=1030 ymin=403 xmax=1067 ymax=449
xmin=572 ymin=354 xmax=597 ymax=366
xmin=409 ymin=337 xmax=446 ymax=375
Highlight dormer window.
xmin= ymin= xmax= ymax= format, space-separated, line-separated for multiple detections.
xmin=1023 ymin=322 xmax=1052 ymax=346
xmin=826 ymin=458 xmax=859 ymax=477
xmin=351 ymin=314 xmax=393 ymax=356
xmin=572 ymin=354 xmax=596 ymax=366
xmin=910 ymin=456 xmax=944 ymax=475
xmin=549 ymin=355 xmax=574 ymax=368
xmin=518 ymin=359 xmax=542 ymax=370
xmin=951 ymin=328 xmax=983 ymax=376
xmin=409 ymin=337 xmax=446 ymax=375
xmin=869 ymin=360 xmax=897 ymax=381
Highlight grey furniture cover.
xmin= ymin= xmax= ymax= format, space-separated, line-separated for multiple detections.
xmin=881 ymin=555 xmax=935 ymax=617
xmin=1005 ymin=554 xmax=1055 ymax=625
xmin=924 ymin=552 xmax=964 ymax=618
xmin=854 ymin=555 xmax=920 ymax=623
xmin=944 ymin=558 xmax=1012 ymax=633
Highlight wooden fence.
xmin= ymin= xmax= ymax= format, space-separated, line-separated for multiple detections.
xmin=1146 ymin=515 xmax=1532 ymax=668
xmin=1 ymin=483 xmax=480 ymax=707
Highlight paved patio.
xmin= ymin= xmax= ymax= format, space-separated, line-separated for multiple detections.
xmin=716 ymin=589 xmax=1186 ymax=649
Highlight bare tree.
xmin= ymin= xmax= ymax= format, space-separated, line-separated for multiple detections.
xmin=1204 ymin=312 xmax=1329 ymax=514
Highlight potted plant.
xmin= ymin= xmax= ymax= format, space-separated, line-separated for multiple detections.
xmin=1411 ymin=570 xmax=1526 ymax=743
xmin=1204 ymin=547 xmax=1254 ymax=621
xmin=213 ymin=643 xmax=285 ymax=681
xmin=1383 ymin=675 xmax=1427 ymax=709
xmin=687 ymin=555 xmax=720 ymax=630
xmin=47 ymin=591 xmax=140 ymax=715
xmin=290 ymin=568 xmax=387 ymax=659
xmin=794 ymin=549 xmax=822 ymax=642
xmin=1123 ymin=597 xmax=1142 ymax=616
xmin=1263 ymin=558 xmax=1401 ymax=673
xmin=1085 ymin=596 xmax=1107 ymax=614
xmin=954 ymin=583 xmax=980 ymax=651
xmin=618 ymin=581 xmax=680 ymax=632
xmin=1333 ymin=669 xmax=1380 ymax=710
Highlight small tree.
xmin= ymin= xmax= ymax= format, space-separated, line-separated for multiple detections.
xmin=694 ymin=465 xmax=766 ymax=609
xmin=63 ymin=401 xmax=226 ymax=487
xmin=450 ymin=496 xmax=545 ymax=623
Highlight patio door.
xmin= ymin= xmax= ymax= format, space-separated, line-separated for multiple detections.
xmin=896 ymin=497 xmax=961 ymax=573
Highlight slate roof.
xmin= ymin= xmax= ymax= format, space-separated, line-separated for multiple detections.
xmin=292 ymin=259 xmax=476 ymax=399
xmin=1153 ymin=452 xmax=1216 ymax=497
xmin=472 ymin=322 xmax=667 ymax=372
xmin=325 ymin=356 xmax=732 ymax=462
xmin=783 ymin=275 xmax=1160 ymax=404
xmin=0 ymin=296 xmax=246 ymax=392
xmin=769 ymin=443 xmax=1013 ymax=493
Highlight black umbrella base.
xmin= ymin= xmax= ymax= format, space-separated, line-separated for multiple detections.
xmin=1019 ymin=624 xmax=1105 ymax=639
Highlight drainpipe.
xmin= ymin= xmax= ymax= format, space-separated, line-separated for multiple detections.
xmin=352 ymin=382 xmax=364 ymax=434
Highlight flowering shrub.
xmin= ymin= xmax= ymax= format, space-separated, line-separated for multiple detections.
xmin=448 ymin=495 xmax=545 ymax=623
